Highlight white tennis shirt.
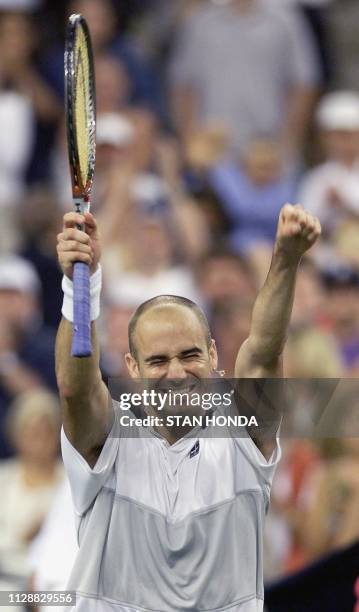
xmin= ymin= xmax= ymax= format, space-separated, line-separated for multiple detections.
xmin=61 ymin=404 xmax=281 ymax=612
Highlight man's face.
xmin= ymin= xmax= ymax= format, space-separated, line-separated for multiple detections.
xmin=323 ymin=130 xmax=359 ymax=163
xmin=0 ymin=289 xmax=34 ymax=329
xmin=125 ymin=304 xmax=218 ymax=382
xmin=199 ymin=257 xmax=254 ymax=303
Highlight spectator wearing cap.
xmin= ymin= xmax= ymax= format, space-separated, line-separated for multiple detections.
xmin=91 ymin=112 xmax=135 ymax=213
xmin=299 ymin=91 xmax=359 ymax=238
xmin=0 ymin=255 xmax=56 ymax=458
xmin=170 ymin=0 xmax=320 ymax=163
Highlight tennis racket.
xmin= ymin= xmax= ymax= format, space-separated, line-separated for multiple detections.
xmin=64 ymin=14 xmax=96 ymax=357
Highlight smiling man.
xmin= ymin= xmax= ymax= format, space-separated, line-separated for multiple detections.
xmin=56 ymin=203 xmax=320 ymax=612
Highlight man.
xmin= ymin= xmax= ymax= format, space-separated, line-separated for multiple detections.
xmin=0 ymin=255 xmax=57 ymax=458
xmin=56 ymin=203 xmax=320 ymax=611
xmin=170 ymin=0 xmax=320 ymax=162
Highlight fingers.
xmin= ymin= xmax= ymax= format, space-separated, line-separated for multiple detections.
xmin=62 ymin=211 xmax=98 ymax=234
xmin=307 ymin=217 xmax=322 ymax=243
xmin=57 ymin=223 xmax=94 ymax=273
xmin=281 ymin=203 xmax=321 ymax=239
xmin=62 ymin=212 xmax=85 ymax=229
xmin=58 ymin=251 xmax=93 ymax=267
xmin=59 ymin=211 xmax=99 ymax=277
xmin=58 ymin=227 xmax=91 ymax=245
xmin=83 ymin=211 xmax=97 ymax=229
xmin=58 ymin=239 xmax=92 ymax=255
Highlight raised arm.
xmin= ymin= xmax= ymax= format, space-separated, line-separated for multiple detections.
xmin=234 ymin=205 xmax=321 ymax=458
xmin=56 ymin=212 xmax=112 ymax=467
xmin=235 ymin=204 xmax=321 ymax=379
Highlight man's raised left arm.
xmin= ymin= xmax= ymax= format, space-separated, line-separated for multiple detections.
xmin=234 ymin=204 xmax=321 ymax=457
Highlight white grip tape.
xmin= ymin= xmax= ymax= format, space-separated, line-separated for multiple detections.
xmin=62 ymin=265 xmax=102 ymax=323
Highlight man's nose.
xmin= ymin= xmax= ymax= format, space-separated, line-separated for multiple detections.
xmin=166 ymin=358 xmax=187 ymax=379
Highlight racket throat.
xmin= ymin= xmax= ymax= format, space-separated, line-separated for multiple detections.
xmin=74 ymin=197 xmax=90 ymax=216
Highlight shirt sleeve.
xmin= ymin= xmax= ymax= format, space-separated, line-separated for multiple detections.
xmin=233 ymin=431 xmax=282 ymax=511
xmin=236 ymin=433 xmax=281 ymax=488
xmin=61 ymin=407 xmax=120 ymax=516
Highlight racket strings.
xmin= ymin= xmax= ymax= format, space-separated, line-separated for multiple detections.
xmin=74 ymin=25 xmax=95 ymax=190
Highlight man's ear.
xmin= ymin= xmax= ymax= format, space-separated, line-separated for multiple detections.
xmin=125 ymin=352 xmax=140 ymax=379
xmin=209 ymin=339 xmax=218 ymax=371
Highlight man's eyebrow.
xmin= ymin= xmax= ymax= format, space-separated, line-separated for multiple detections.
xmin=179 ymin=347 xmax=203 ymax=356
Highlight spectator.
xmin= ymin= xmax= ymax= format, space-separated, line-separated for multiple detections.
xmin=42 ymin=0 xmax=162 ymax=115
xmin=0 ymin=91 xmax=33 ymax=252
xmin=195 ymin=249 xmax=255 ymax=308
xmin=99 ymin=296 xmax=135 ymax=379
xmin=209 ymin=138 xmax=297 ymax=281
xmin=266 ymin=438 xmax=320 ymax=577
xmin=283 ymin=261 xmax=344 ymax=375
xmin=90 ymin=112 xmax=136 ymax=213
xmin=285 ymin=328 xmax=343 ymax=377
xmin=0 ymin=0 xmax=42 ymax=8
xmin=299 ymin=91 xmax=359 ymax=238
xmin=290 ymin=259 xmax=328 ymax=329
xmin=326 ymin=0 xmax=359 ymax=90
xmin=0 ymin=255 xmax=56 ymax=458
xmin=102 ymin=192 xmax=203 ymax=307
xmin=321 ymin=267 xmax=359 ymax=371
xmin=170 ymin=0 xmax=320 ymax=162
xmin=0 ymin=388 xmax=63 ymax=592
xmin=297 ymin=398 xmax=359 ymax=562
xmin=18 ymin=186 xmax=63 ymax=329
xmin=29 ymin=477 xmax=78 ymax=612
xmin=95 ymin=54 xmax=132 ymax=113
xmin=0 ymin=11 xmax=61 ymax=183
xmin=132 ymin=0 xmax=205 ymax=64
xmin=210 ymin=299 xmax=253 ymax=376
xmin=0 ymin=89 xmax=33 ymax=206
xmin=89 ymin=115 xmax=209 ymax=289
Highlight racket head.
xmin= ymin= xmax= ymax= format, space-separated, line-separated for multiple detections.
xmin=65 ymin=13 xmax=96 ymax=200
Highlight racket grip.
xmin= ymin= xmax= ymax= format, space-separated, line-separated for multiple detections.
xmin=71 ymin=262 xmax=92 ymax=357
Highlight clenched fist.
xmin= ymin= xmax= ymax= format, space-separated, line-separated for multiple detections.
xmin=57 ymin=212 xmax=101 ymax=279
xmin=275 ymin=204 xmax=321 ymax=264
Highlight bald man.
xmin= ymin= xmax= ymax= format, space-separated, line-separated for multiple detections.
xmin=56 ymin=204 xmax=320 ymax=612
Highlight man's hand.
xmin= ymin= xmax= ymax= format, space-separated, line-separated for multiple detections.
xmin=57 ymin=211 xmax=101 ymax=279
xmin=274 ymin=204 xmax=321 ymax=264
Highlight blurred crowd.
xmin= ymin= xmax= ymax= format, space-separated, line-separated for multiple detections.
xmin=0 ymin=0 xmax=358 ymax=607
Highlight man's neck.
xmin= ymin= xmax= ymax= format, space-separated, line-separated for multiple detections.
xmin=155 ymin=422 xmax=193 ymax=445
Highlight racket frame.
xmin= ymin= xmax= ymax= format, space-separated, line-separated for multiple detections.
xmin=64 ymin=13 xmax=96 ymax=357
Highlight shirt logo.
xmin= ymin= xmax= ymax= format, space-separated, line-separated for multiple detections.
xmin=189 ymin=440 xmax=200 ymax=458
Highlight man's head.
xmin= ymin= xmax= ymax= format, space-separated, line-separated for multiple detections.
xmin=316 ymin=91 xmax=359 ymax=164
xmin=69 ymin=0 xmax=117 ymax=51
xmin=196 ymin=249 xmax=255 ymax=305
xmin=95 ymin=55 xmax=130 ymax=113
xmin=0 ymin=255 xmax=40 ymax=330
xmin=125 ymin=295 xmax=218 ymax=380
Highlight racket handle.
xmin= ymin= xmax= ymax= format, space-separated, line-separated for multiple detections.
xmin=71 ymin=262 xmax=92 ymax=357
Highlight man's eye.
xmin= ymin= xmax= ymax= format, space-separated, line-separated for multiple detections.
xmin=182 ymin=353 xmax=199 ymax=360
xmin=150 ymin=360 xmax=166 ymax=366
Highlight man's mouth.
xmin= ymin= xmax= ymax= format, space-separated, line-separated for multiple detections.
xmin=155 ymin=380 xmax=200 ymax=394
